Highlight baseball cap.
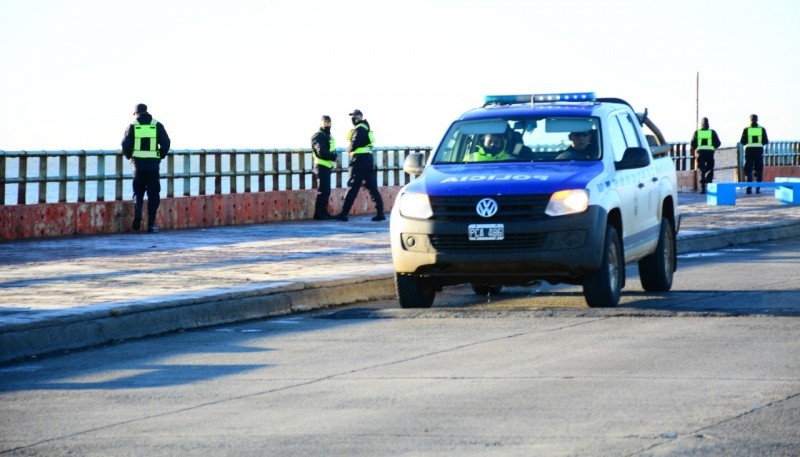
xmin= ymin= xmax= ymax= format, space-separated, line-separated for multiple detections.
xmin=348 ymin=109 xmax=363 ymax=116
xmin=134 ymin=103 xmax=147 ymax=114
xmin=321 ymin=115 xmax=331 ymax=121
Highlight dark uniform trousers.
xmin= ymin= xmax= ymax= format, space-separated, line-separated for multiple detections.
xmin=341 ymin=153 xmax=384 ymax=215
xmin=743 ymin=148 xmax=764 ymax=184
xmin=697 ymin=150 xmax=715 ymax=186
xmin=314 ymin=165 xmax=333 ymax=217
xmin=131 ymin=159 xmax=161 ymax=227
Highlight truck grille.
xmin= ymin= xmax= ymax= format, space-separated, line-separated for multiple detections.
xmin=429 ymin=194 xmax=551 ymax=221
xmin=430 ymin=233 xmax=547 ymax=251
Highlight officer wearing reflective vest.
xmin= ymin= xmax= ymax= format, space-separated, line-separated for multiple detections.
xmin=121 ymin=103 xmax=171 ymax=232
xmin=311 ymin=115 xmax=338 ymax=220
xmin=690 ymin=117 xmax=721 ymax=194
xmin=465 ymin=133 xmax=513 ymax=162
xmin=333 ymin=109 xmax=385 ymax=222
xmin=739 ymin=113 xmax=769 ymax=194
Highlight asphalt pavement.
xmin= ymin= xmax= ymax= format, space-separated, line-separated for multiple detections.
xmin=2 ymin=190 xmax=800 ymax=364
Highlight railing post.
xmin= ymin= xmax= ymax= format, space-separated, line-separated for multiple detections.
xmin=97 ymin=151 xmax=106 ymax=202
xmin=115 ymin=154 xmax=124 ymax=201
xmin=229 ymin=151 xmax=237 ymax=194
xmin=258 ymin=152 xmax=266 ymax=192
xmin=214 ymin=152 xmax=222 ymax=195
xmin=0 ymin=154 xmax=5 ymax=205
xmin=166 ymin=154 xmax=174 ymax=198
xmin=272 ymin=153 xmax=280 ymax=191
xmin=38 ymin=154 xmax=47 ymax=203
xmin=17 ymin=154 xmax=27 ymax=205
xmin=77 ymin=150 xmax=87 ymax=203
xmin=244 ymin=152 xmax=252 ymax=193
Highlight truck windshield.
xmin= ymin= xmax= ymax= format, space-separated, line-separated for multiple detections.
xmin=432 ymin=117 xmax=602 ymax=164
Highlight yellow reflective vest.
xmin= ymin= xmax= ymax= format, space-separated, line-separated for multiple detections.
xmin=744 ymin=127 xmax=764 ymax=148
xmin=695 ymin=129 xmax=716 ymax=151
xmin=132 ymin=119 xmax=160 ymax=159
xmin=348 ymin=123 xmax=375 ymax=154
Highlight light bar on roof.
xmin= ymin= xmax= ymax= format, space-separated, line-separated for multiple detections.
xmin=533 ymin=92 xmax=595 ymax=102
xmin=483 ymin=92 xmax=596 ymax=105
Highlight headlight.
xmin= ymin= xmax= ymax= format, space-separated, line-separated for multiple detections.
xmin=399 ymin=191 xmax=433 ymax=219
xmin=545 ymin=189 xmax=589 ymax=216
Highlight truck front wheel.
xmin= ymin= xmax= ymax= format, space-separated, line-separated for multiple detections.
xmin=395 ymin=273 xmax=435 ymax=308
xmin=638 ymin=218 xmax=675 ymax=292
xmin=583 ymin=225 xmax=623 ymax=308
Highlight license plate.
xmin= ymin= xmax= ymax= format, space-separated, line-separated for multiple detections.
xmin=468 ymin=224 xmax=504 ymax=241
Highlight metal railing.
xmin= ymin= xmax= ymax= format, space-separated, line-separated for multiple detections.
xmin=0 ymin=147 xmax=431 ymax=205
xmin=3 ymin=142 xmax=799 ymax=205
xmin=671 ymin=141 xmax=800 ymax=181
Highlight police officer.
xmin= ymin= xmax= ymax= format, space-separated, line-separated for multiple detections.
xmin=690 ymin=117 xmax=721 ymax=194
xmin=740 ymin=114 xmax=769 ymax=194
xmin=333 ymin=109 xmax=385 ymax=222
xmin=465 ymin=133 xmax=512 ymax=162
xmin=121 ymin=103 xmax=171 ymax=232
xmin=311 ymin=115 xmax=337 ymax=220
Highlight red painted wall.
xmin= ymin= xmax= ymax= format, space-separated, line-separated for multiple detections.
xmin=3 ymin=166 xmax=798 ymax=241
xmin=1 ymin=186 xmax=401 ymax=240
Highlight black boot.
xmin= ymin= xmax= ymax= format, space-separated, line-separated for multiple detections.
xmin=132 ymin=202 xmax=143 ymax=231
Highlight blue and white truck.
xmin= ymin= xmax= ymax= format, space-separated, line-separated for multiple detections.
xmin=390 ymin=92 xmax=680 ymax=308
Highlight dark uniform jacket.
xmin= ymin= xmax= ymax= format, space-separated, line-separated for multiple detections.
xmin=311 ymin=129 xmax=338 ymax=162
xmin=346 ymin=119 xmax=371 ymax=153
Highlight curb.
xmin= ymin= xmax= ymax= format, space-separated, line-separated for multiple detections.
xmin=677 ymin=220 xmax=800 ymax=254
xmin=0 ymin=274 xmax=395 ymax=364
xmin=4 ymin=221 xmax=800 ymax=365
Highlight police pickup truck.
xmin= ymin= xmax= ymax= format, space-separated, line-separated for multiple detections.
xmin=390 ymin=92 xmax=679 ymax=308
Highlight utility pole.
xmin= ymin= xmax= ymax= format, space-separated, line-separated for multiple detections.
xmin=695 ymin=71 xmax=699 ymax=129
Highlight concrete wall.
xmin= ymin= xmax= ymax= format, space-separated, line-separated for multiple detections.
xmin=1 ymin=186 xmax=400 ymax=240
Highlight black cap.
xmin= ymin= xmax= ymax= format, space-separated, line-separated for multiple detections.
xmin=321 ymin=115 xmax=331 ymax=122
xmin=134 ymin=103 xmax=147 ymax=114
xmin=348 ymin=109 xmax=363 ymax=116
xmin=750 ymin=114 xmax=758 ymax=122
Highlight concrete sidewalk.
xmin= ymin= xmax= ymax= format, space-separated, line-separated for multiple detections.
xmin=2 ymin=191 xmax=800 ymax=363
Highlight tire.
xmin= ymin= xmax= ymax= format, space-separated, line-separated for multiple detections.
xmin=583 ymin=225 xmax=623 ymax=308
xmin=395 ymin=273 xmax=435 ymax=308
xmin=472 ymin=285 xmax=502 ymax=296
xmin=638 ymin=218 xmax=676 ymax=292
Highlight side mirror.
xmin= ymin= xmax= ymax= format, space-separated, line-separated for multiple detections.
xmin=403 ymin=152 xmax=426 ymax=176
xmin=615 ymin=147 xmax=651 ymax=170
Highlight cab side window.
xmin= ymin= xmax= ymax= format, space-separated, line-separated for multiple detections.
xmin=617 ymin=113 xmax=643 ymax=149
xmin=607 ymin=115 xmax=629 ymax=162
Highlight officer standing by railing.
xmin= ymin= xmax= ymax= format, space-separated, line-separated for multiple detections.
xmin=333 ymin=109 xmax=385 ymax=222
xmin=690 ymin=117 xmax=721 ymax=194
xmin=121 ymin=103 xmax=171 ymax=232
xmin=311 ymin=115 xmax=337 ymax=220
xmin=740 ymin=114 xmax=769 ymax=194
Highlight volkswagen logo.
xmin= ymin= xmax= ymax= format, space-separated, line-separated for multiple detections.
xmin=476 ymin=198 xmax=498 ymax=218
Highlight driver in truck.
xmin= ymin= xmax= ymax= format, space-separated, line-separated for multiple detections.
xmin=556 ymin=130 xmax=597 ymax=160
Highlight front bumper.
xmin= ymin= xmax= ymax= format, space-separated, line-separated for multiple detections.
xmin=390 ymin=206 xmax=608 ymax=284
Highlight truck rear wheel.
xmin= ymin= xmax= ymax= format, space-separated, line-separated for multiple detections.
xmin=638 ymin=218 xmax=675 ymax=292
xmin=583 ymin=225 xmax=623 ymax=308
xmin=395 ymin=273 xmax=435 ymax=308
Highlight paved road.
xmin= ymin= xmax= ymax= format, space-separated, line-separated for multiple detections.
xmin=2 ymin=241 xmax=799 ymax=455
xmin=2 ymin=191 xmax=800 ymax=363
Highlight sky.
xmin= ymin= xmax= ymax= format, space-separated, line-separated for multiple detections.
xmin=1 ymin=0 xmax=799 ymax=152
